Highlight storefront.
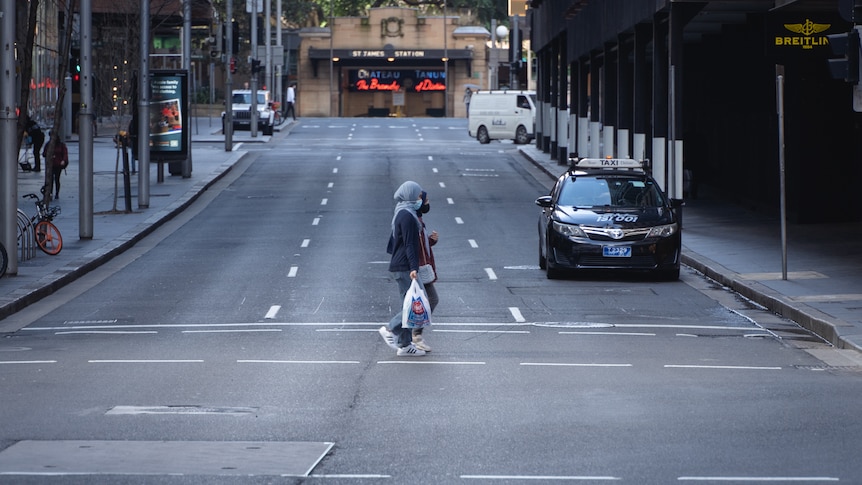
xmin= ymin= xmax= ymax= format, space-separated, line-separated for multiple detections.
xmin=298 ymin=7 xmax=491 ymax=118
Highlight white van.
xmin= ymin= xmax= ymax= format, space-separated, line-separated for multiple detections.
xmin=468 ymin=90 xmax=536 ymax=144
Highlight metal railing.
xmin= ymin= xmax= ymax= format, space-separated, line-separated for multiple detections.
xmin=17 ymin=209 xmax=35 ymax=261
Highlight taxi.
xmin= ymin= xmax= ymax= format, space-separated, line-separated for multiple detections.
xmin=535 ymin=158 xmax=683 ymax=280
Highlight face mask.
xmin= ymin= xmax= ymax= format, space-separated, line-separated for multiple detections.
xmin=413 ymin=199 xmax=423 ymax=211
xmin=419 ymin=203 xmax=430 ymax=214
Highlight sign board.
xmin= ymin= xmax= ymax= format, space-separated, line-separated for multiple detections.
xmin=393 ymin=91 xmax=405 ymax=107
xmin=348 ymin=69 xmax=445 ymax=92
xmin=148 ymin=70 xmax=189 ymax=160
xmin=246 ymin=0 xmax=263 ymax=13
xmin=509 ymin=0 xmax=528 ymax=16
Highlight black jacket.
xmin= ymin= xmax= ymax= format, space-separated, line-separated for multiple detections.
xmin=387 ymin=209 xmax=420 ymax=273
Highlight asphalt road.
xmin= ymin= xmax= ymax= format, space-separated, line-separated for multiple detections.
xmin=1 ymin=119 xmax=861 ymax=484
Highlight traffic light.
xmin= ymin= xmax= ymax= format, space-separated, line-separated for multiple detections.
xmin=229 ymin=56 xmax=237 ymax=74
xmin=827 ymin=28 xmax=860 ymax=84
xmin=70 ymin=48 xmax=81 ymax=76
xmin=251 ymin=58 xmax=262 ymax=74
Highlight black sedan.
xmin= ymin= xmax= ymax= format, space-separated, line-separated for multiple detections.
xmin=536 ymin=158 xmax=683 ymax=280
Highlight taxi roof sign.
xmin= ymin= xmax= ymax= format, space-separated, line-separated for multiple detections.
xmin=572 ymin=158 xmax=645 ymax=170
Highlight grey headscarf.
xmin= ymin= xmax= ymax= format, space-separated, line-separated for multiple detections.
xmin=391 ymin=181 xmax=422 ymax=233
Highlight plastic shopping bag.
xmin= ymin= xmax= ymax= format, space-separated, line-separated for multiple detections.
xmin=402 ymin=278 xmax=432 ymax=329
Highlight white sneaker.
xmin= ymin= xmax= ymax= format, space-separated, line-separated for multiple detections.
xmin=396 ymin=344 xmax=426 ymax=356
xmin=378 ymin=326 xmax=398 ymax=350
xmin=412 ymin=334 xmax=432 ymax=352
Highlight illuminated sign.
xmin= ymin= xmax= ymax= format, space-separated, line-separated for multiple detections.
xmin=775 ymin=19 xmax=830 ymax=49
xmin=348 ymin=69 xmax=446 ymax=92
xmin=148 ymin=70 xmax=189 ymax=159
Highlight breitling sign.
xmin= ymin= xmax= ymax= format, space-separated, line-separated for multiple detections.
xmin=774 ymin=19 xmax=830 ymax=49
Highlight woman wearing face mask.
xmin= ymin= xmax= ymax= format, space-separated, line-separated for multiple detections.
xmin=379 ymin=181 xmax=428 ymax=356
xmin=412 ymin=191 xmax=438 ymax=352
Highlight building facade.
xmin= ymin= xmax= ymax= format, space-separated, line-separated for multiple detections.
xmin=529 ymin=0 xmax=862 ymax=222
xmin=297 ymin=7 xmax=491 ymax=118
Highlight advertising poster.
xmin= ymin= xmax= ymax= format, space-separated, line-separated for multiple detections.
xmin=149 ymin=70 xmax=189 ymax=159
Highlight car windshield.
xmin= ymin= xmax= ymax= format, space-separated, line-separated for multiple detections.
xmin=558 ymin=176 xmax=666 ymax=208
xmin=232 ymin=93 xmax=267 ymax=104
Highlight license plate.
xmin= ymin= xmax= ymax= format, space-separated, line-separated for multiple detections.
xmin=603 ymin=246 xmax=631 ymax=258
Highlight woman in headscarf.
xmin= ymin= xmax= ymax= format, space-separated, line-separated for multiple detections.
xmin=379 ymin=181 xmax=427 ymax=356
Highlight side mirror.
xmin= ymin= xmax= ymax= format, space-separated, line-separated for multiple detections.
xmin=535 ymin=196 xmax=553 ymax=208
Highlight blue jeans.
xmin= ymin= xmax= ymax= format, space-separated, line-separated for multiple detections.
xmin=387 ymin=271 xmax=426 ymax=347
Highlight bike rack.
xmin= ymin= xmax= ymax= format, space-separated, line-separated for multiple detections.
xmin=17 ymin=209 xmax=35 ymax=261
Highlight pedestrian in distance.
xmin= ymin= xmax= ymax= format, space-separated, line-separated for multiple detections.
xmin=285 ymin=84 xmax=296 ymax=120
xmin=44 ymin=139 xmax=69 ymax=199
xmin=463 ymin=87 xmax=473 ymax=117
xmin=25 ymin=118 xmax=45 ymax=172
xmin=379 ymin=181 xmax=428 ymax=356
xmin=412 ymin=191 xmax=439 ymax=352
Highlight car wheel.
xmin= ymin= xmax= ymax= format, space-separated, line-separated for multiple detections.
xmin=477 ymin=126 xmax=490 ymax=144
xmin=515 ymin=125 xmax=529 ymax=144
xmin=657 ymin=267 xmax=680 ymax=281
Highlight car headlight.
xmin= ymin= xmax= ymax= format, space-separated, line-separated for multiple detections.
xmin=552 ymin=221 xmax=586 ymax=238
xmin=647 ymin=223 xmax=678 ymax=238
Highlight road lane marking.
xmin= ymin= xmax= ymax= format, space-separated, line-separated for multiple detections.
xmin=428 ymin=156 xmax=433 ymax=161
xmin=55 ymin=331 xmax=158 ymax=335
xmin=88 ymin=360 xmax=204 ymax=363
xmin=469 ymin=239 xmax=479 ymax=248
xmin=432 ymin=329 xmax=530 ymax=334
xmin=455 ymin=217 xmax=464 ymax=224
xmin=665 ymin=365 xmax=782 ymax=370
xmin=238 ymin=360 xmax=360 ymax=365
xmin=462 ymin=475 xmax=619 ymax=481
xmin=447 ymin=198 xmax=454 ymax=204
xmin=183 ymin=329 xmax=282 ymax=334
xmin=439 ymin=182 xmax=446 ymax=188
xmin=265 ymin=306 xmax=281 ymax=319
xmin=288 ymin=266 xmax=298 ymax=277
xmin=521 ymin=363 xmax=633 ymax=367
xmin=485 ymin=268 xmax=498 ymax=280
xmin=560 ymin=331 xmax=656 ymax=336
xmin=378 ymin=361 xmax=486 ymax=365
xmin=301 ymin=239 xmax=310 ymax=248
xmin=509 ymin=307 xmax=525 ymax=322
xmin=312 ymin=217 xmax=320 ymax=225
xmin=0 ymin=361 xmax=57 ymax=364
xmin=678 ymin=477 xmax=838 ymax=482
xmin=327 ymin=182 xmax=334 ymax=188
xmin=320 ymin=198 xmax=328 ymax=205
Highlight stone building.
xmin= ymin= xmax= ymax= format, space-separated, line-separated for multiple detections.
xmin=298 ymin=7 xmax=491 ymax=118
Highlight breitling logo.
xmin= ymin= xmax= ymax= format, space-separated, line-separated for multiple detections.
xmin=784 ymin=19 xmax=830 ymax=36
xmin=775 ymin=19 xmax=831 ymax=49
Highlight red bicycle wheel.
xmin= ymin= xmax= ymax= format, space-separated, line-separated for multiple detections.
xmin=35 ymin=220 xmax=62 ymax=255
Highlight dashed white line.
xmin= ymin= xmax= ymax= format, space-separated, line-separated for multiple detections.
xmin=288 ymin=266 xmax=299 ymax=277
xmin=560 ymin=331 xmax=656 ymax=336
xmin=520 ymin=363 xmax=633 ymax=368
xmin=665 ymin=365 xmax=782 ymax=370
xmin=265 ymin=305 xmax=281 ymax=319
xmin=183 ymin=329 xmax=282 ymax=334
xmin=88 ymin=360 xmax=204 ymax=363
xmin=447 ymin=198 xmax=454 ymax=204
xmin=312 ymin=217 xmax=321 ymax=225
xmin=462 ymin=475 xmax=619 ymax=481
xmin=455 ymin=217 xmax=464 ymax=224
xmin=301 ymin=239 xmax=310 ymax=248
xmin=333 ymin=167 xmax=339 ymax=173
xmin=327 ymin=182 xmax=334 ymax=188
xmin=439 ymin=182 xmax=446 ymax=188
xmin=0 ymin=361 xmax=57 ymax=364
xmin=678 ymin=477 xmax=839 ymax=482
xmin=428 ymin=156 xmax=434 ymax=161
xmin=485 ymin=268 xmax=498 ymax=280
xmin=509 ymin=307 xmax=525 ymax=322
xmin=468 ymin=239 xmax=479 ymax=248
xmin=320 ymin=198 xmax=328 ymax=205
xmin=378 ymin=361 xmax=486 ymax=365
xmin=432 ymin=329 xmax=530 ymax=334
xmin=238 ymin=360 xmax=360 ymax=365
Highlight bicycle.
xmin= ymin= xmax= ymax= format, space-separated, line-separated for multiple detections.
xmin=22 ymin=193 xmax=63 ymax=255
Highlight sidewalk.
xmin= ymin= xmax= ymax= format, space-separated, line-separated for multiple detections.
xmin=0 ymin=116 xmax=292 ymax=329
xmin=518 ymin=145 xmax=862 ymax=354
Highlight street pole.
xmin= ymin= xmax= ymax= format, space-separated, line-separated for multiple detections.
xmin=182 ymin=0 xmax=192 ymax=177
xmin=1 ymin=0 xmax=18 ymax=274
xmin=79 ymin=0 xmax=94 ymax=238
xmin=225 ymin=0 xmax=233 ymax=151
xmin=776 ymin=65 xmax=788 ymax=281
xmin=265 ymin=0 xmax=272 ymax=94
xmin=276 ymin=0 xmax=282 ymax=109
xmin=250 ymin=0 xmax=259 ymax=137
xmin=138 ymin=0 xmax=151 ymax=208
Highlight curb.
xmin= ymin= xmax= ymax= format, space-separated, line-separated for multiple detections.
xmin=0 ymin=150 xmax=247 ymax=322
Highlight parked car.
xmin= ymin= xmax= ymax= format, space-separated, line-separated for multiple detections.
xmin=222 ymin=89 xmax=275 ymax=136
xmin=536 ymin=158 xmax=683 ymax=280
